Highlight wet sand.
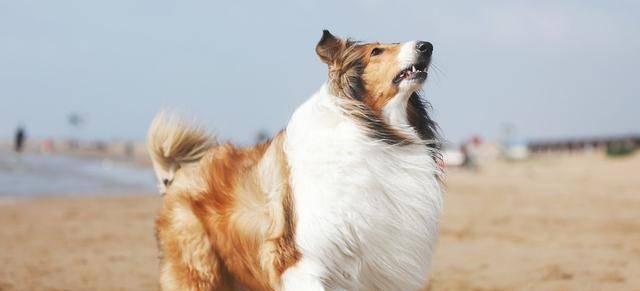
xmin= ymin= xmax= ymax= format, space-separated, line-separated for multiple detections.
xmin=0 ymin=153 xmax=639 ymax=290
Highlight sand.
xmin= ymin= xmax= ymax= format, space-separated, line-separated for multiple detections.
xmin=0 ymin=195 xmax=160 ymax=291
xmin=430 ymin=153 xmax=640 ymax=291
xmin=1 ymin=153 xmax=639 ymax=290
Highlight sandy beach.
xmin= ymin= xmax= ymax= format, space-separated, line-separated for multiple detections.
xmin=1 ymin=153 xmax=639 ymax=290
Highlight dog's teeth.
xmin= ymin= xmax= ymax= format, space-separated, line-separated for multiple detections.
xmin=412 ymin=65 xmax=416 ymax=72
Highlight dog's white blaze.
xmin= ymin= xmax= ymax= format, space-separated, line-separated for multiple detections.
xmin=398 ymin=41 xmax=418 ymax=73
xmin=282 ymin=84 xmax=443 ymax=290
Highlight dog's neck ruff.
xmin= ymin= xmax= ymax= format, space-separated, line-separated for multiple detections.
xmin=322 ymin=84 xmax=427 ymax=146
xmin=282 ymin=84 xmax=443 ymax=290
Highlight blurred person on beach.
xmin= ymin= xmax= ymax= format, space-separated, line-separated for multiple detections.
xmin=14 ymin=126 xmax=26 ymax=153
xmin=462 ymin=136 xmax=481 ymax=171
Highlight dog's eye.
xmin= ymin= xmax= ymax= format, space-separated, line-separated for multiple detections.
xmin=371 ymin=48 xmax=384 ymax=57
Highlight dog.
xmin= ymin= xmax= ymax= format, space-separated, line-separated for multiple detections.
xmin=148 ymin=30 xmax=443 ymax=291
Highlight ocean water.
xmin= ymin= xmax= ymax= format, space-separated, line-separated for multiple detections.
xmin=0 ymin=152 xmax=157 ymax=197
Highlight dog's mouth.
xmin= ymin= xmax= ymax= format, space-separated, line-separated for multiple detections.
xmin=393 ymin=62 xmax=429 ymax=84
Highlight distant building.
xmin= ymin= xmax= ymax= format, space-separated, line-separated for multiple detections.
xmin=528 ymin=135 xmax=640 ymax=154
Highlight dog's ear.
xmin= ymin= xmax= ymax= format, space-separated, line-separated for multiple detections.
xmin=316 ymin=30 xmax=345 ymax=65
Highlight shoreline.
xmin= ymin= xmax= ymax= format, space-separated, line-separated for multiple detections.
xmin=0 ymin=151 xmax=156 ymax=197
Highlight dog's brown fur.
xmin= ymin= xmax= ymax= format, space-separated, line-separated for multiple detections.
xmin=155 ymin=132 xmax=299 ymax=290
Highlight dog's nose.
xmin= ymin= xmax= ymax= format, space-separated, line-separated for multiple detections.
xmin=416 ymin=41 xmax=433 ymax=56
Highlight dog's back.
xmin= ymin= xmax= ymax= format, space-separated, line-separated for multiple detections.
xmin=150 ymin=116 xmax=299 ymax=290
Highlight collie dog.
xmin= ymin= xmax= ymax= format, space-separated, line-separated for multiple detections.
xmin=148 ymin=30 xmax=443 ymax=291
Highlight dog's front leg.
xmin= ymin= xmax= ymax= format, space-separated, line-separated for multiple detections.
xmin=280 ymin=258 xmax=326 ymax=291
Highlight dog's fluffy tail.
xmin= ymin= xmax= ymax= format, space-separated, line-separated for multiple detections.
xmin=147 ymin=111 xmax=216 ymax=194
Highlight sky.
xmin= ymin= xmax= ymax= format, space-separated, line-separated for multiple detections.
xmin=1 ymin=0 xmax=639 ymax=145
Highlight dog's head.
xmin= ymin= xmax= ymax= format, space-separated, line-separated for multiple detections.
xmin=315 ymin=30 xmax=437 ymax=145
xmin=316 ymin=30 xmax=432 ymax=112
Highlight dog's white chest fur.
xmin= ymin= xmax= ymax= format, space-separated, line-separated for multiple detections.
xmin=283 ymin=86 xmax=443 ymax=291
